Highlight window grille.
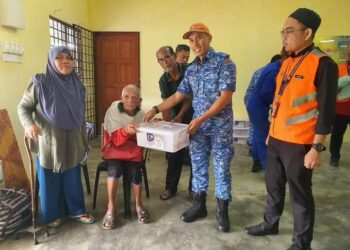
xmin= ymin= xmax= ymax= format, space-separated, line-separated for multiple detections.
xmin=49 ymin=16 xmax=96 ymax=130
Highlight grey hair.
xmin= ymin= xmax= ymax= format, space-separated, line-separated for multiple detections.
xmin=121 ymin=84 xmax=141 ymax=97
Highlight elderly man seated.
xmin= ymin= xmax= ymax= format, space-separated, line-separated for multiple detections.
xmin=101 ymin=84 xmax=150 ymax=229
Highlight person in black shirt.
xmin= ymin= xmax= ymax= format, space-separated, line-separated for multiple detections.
xmin=156 ymin=46 xmax=193 ymax=200
xmin=245 ymin=8 xmax=338 ymax=250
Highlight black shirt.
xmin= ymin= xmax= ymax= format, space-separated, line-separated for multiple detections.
xmin=159 ymin=63 xmax=193 ymax=123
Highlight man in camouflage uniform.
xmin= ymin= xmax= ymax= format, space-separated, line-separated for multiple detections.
xmin=144 ymin=23 xmax=236 ymax=232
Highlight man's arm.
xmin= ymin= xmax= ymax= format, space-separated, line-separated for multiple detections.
xmin=187 ymin=90 xmax=233 ymax=134
xmin=172 ymin=96 xmax=192 ymax=123
xmin=143 ymin=92 xmax=186 ymax=121
xmin=304 ymin=57 xmax=338 ymax=169
xmin=160 ymin=98 xmax=173 ymax=122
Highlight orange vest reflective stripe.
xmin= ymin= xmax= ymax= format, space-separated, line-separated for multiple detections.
xmin=269 ymin=48 xmax=327 ymax=144
xmin=336 ymin=63 xmax=350 ymax=103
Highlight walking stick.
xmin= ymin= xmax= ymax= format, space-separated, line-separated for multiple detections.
xmin=21 ymin=136 xmax=48 ymax=244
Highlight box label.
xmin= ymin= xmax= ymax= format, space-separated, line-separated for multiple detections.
xmin=146 ymin=133 xmax=164 ymax=150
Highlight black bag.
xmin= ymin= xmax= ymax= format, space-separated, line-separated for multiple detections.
xmin=0 ymin=188 xmax=31 ymax=241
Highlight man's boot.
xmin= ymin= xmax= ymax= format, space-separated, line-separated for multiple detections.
xmin=216 ymin=197 xmax=230 ymax=232
xmin=181 ymin=192 xmax=207 ymax=223
xmin=251 ymin=160 xmax=262 ymax=172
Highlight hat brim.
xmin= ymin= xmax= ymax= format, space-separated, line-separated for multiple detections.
xmin=182 ymin=30 xmax=211 ymax=39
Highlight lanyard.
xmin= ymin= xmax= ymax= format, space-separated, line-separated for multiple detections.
xmin=278 ymin=51 xmax=309 ymax=95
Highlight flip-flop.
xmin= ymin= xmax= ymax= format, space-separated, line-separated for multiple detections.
xmin=137 ymin=209 xmax=150 ymax=224
xmin=69 ymin=213 xmax=95 ymax=224
xmin=47 ymin=218 xmax=61 ymax=228
xmin=102 ymin=211 xmax=115 ymax=230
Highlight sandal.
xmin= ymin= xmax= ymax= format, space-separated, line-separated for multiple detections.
xmin=47 ymin=218 xmax=61 ymax=228
xmin=137 ymin=209 xmax=150 ymax=224
xmin=160 ymin=190 xmax=175 ymax=200
xmin=69 ymin=212 xmax=95 ymax=224
xmin=102 ymin=211 xmax=115 ymax=230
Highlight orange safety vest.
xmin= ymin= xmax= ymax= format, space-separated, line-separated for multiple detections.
xmin=336 ymin=63 xmax=350 ymax=103
xmin=269 ymin=48 xmax=327 ymax=144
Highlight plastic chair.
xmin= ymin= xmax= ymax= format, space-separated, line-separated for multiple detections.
xmin=80 ymin=122 xmax=95 ymax=194
xmin=92 ymin=148 xmax=150 ymax=218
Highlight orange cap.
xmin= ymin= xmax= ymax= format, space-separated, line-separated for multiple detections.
xmin=182 ymin=23 xmax=211 ymax=39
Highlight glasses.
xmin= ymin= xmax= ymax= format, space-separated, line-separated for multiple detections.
xmin=157 ymin=54 xmax=172 ymax=63
xmin=280 ymin=28 xmax=306 ymax=38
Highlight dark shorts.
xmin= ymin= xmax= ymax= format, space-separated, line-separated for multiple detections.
xmin=106 ymin=159 xmax=142 ymax=185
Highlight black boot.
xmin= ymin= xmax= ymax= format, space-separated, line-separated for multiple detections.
xmin=181 ymin=192 xmax=207 ymax=223
xmin=251 ymin=160 xmax=262 ymax=172
xmin=216 ymin=198 xmax=230 ymax=232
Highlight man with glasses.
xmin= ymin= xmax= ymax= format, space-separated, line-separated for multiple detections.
xmin=155 ymin=46 xmax=193 ymax=201
xmin=245 ymin=8 xmax=338 ymax=250
xmin=145 ymin=23 xmax=236 ymax=232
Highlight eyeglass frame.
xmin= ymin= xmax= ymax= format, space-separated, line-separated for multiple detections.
xmin=157 ymin=54 xmax=173 ymax=63
xmin=280 ymin=28 xmax=307 ymax=38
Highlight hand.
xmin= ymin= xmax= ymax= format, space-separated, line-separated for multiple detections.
xmin=143 ymin=108 xmax=157 ymax=122
xmin=124 ymin=123 xmax=137 ymax=134
xmin=265 ymin=136 xmax=270 ymax=145
xmin=25 ymin=124 xmax=42 ymax=141
xmin=187 ymin=118 xmax=203 ymax=134
xmin=304 ymin=148 xmax=321 ymax=169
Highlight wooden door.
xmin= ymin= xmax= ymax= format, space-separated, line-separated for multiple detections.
xmin=95 ymin=32 xmax=140 ymax=130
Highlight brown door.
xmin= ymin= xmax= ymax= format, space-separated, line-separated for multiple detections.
xmin=95 ymin=32 xmax=140 ymax=130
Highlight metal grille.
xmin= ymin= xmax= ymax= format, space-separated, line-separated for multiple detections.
xmin=49 ymin=16 xmax=96 ymax=129
xmin=72 ymin=24 xmax=96 ymax=126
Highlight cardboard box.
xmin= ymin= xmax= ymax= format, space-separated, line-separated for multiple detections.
xmin=136 ymin=121 xmax=189 ymax=152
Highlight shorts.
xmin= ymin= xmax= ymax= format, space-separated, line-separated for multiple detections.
xmin=107 ymin=159 xmax=142 ymax=185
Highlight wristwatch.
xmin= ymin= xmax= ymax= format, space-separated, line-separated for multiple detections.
xmin=152 ymin=106 xmax=160 ymax=114
xmin=311 ymin=143 xmax=326 ymax=152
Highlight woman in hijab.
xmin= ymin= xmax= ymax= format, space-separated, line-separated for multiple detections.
xmin=18 ymin=46 xmax=94 ymax=228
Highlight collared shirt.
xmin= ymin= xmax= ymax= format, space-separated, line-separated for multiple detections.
xmin=291 ymin=44 xmax=338 ymax=134
xmin=159 ymin=63 xmax=189 ymax=118
xmin=177 ymin=48 xmax=236 ymax=133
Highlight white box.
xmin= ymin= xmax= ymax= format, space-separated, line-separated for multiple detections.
xmin=233 ymin=128 xmax=249 ymax=138
xmin=136 ymin=121 xmax=189 ymax=153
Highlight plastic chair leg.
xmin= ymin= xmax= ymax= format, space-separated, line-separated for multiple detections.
xmin=81 ymin=163 xmax=91 ymax=194
xmin=141 ymin=163 xmax=150 ymax=198
xmin=123 ymin=166 xmax=131 ymax=219
xmin=93 ymin=168 xmax=101 ymax=209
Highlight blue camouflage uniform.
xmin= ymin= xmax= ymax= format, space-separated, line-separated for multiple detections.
xmin=244 ymin=67 xmax=264 ymax=148
xmin=247 ymin=60 xmax=281 ymax=170
xmin=177 ymin=48 xmax=236 ymax=201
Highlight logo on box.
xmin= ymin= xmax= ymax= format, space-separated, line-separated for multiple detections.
xmin=146 ymin=133 xmax=154 ymax=142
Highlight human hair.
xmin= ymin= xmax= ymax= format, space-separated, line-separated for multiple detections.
xmin=158 ymin=46 xmax=175 ymax=56
xmin=176 ymin=44 xmax=190 ymax=53
xmin=121 ymin=84 xmax=141 ymax=97
xmin=270 ymin=54 xmax=282 ymax=63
